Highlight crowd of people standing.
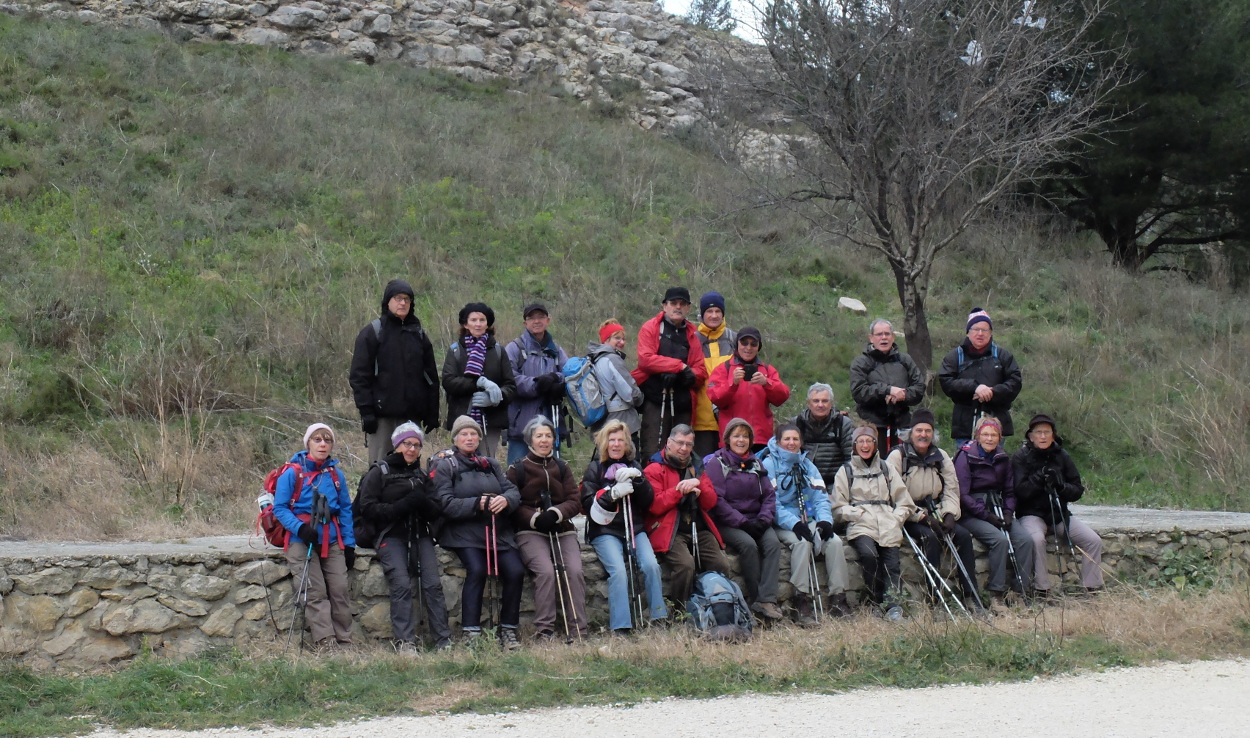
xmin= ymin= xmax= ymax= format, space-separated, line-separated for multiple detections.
xmin=266 ymin=280 xmax=1104 ymax=652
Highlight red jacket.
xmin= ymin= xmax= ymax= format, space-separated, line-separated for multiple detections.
xmin=644 ymin=456 xmax=723 ymax=553
xmin=631 ymin=311 xmax=707 ymax=410
xmin=706 ymin=357 xmax=791 ymax=444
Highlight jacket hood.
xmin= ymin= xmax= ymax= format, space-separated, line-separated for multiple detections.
xmin=863 ymin=343 xmax=900 ymax=361
xmin=587 ymin=340 xmax=623 ymax=357
xmin=381 ymin=279 xmax=415 ymax=315
xmin=765 ymin=437 xmax=802 ymax=466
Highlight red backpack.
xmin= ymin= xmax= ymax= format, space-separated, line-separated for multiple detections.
xmin=256 ymin=462 xmax=304 ymax=548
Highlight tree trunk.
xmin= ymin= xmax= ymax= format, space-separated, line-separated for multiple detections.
xmin=893 ymin=266 xmax=933 ymax=374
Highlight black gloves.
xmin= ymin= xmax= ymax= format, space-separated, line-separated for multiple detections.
xmin=343 ymin=547 xmax=356 ymax=569
xmin=535 ymin=372 xmax=562 ymax=395
xmin=942 ymin=513 xmax=956 ymax=534
xmin=660 ymin=372 xmax=677 ymax=390
xmin=361 ymin=414 xmax=379 ymax=434
xmin=1045 ymin=467 xmax=1065 ymax=489
xmin=792 ymin=521 xmax=813 ymax=542
xmin=928 ymin=513 xmax=946 ymax=534
xmin=1002 ymin=509 xmax=1014 ymax=530
xmin=677 ymin=367 xmax=696 ymax=389
xmin=984 ymin=512 xmax=1004 ymax=529
xmin=534 ymin=509 xmax=560 ymax=533
xmin=816 ymin=521 xmax=834 ymax=540
xmin=297 ymin=524 xmax=318 ymax=545
xmin=742 ymin=519 xmax=767 ymax=539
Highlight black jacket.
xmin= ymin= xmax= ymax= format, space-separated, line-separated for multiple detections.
xmin=1012 ymin=442 xmax=1083 ymax=526
xmin=793 ymin=409 xmax=855 ymax=488
xmin=348 ymin=282 xmax=440 ymax=431
xmin=849 ymin=344 xmax=925 ymax=427
xmin=355 ymin=452 xmax=441 ymax=546
xmin=441 ymin=335 xmax=517 ymax=432
xmin=938 ymin=339 xmax=1023 ymax=438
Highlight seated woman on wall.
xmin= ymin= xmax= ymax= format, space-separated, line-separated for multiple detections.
xmin=832 ymin=425 xmax=914 ymax=621
xmin=432 ymin=415 xmax=524 ymax=650
xmin=1012 ymin=413 xmax=1104 ymax=597
xmin=761 ymin=423 xmax=853 ymax=624
xmin=705 ymin=417 xmax=784 ymax=622
xmin=508 ymin=415 xmax=588 ymax=641
xmin=272 ymin=423 xmax=356 ymax=652
xmin=581 ymin=419 xmax=667 ymax=634
xmin=355 ymin=421 xmax=452 ymax=652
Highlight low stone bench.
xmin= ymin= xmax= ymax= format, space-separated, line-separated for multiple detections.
xmin=1 ymin=505 xmax=1248 ymax=667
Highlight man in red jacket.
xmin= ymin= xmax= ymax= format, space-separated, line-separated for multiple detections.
xmin=645 ymin=425 xmax=730 ymax=609
xmin=633 ymin=287 xmax=708 ymax=459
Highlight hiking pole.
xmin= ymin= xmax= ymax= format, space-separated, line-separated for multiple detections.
xmin=542 ymin=492 xmax=574 ymax=640
xmin=793 ymin=466 xmax=824 ymax=622
xmin=657 ymin=387 xmax=670 ymax=453
xmin=990 ymin=491 xmax=1026 ymax=594
xmin=621 ymin=493 xmax=646 ymax=627
xmin=1048 ymin=485 xmax=1079 ymax=590
xmin=902 ymin=526 xmax=965 ymax=621
xmin=924 ymin=498 xmax=984 ymax=611
xmin=484 ymin=508 xmax=499 ymax=632
xmin=550 ymin=404 xmax=562 ymax=460
xmin=687 ymin=491 xmax=702 ymax=572
xmin=410 ymin=525 xmax=427 ymax=637
xmin=287 ymin=542 xmax=313 ymax=652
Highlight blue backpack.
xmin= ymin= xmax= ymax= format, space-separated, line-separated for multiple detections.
xmin=687 ymin=571 xmax=753 ymax=642
xmin=562 ymin=355 xmax=607 ymax=428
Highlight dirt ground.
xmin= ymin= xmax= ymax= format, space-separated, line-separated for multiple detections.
xmin=88 ymin=658 xmax=1248 ymax=737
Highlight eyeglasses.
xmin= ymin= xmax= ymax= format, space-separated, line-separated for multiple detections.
xmin=309 ymin=435 xmax=333 ymax=444
xmin=1030 ymin=429 xmax=1054 ymax=437
xmin=968 ymin=327 xmax=991 ymax=334
xmin=391 ymin=295 xmax=412 ymax=304
xmin=399 ymin=440 xmax=422 ymax=450
xmin=669 ymin=439 xmax=694 ymax=448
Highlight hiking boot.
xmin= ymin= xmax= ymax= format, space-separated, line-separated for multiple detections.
xmin=988 ymin=591 xmax=1008 ymax=615
xmin=310 ymin=637 xmax=338 ymax=655
xmin=394 ymin=640 xmax=420 ymax=655
xmin=828 ymin=592 xmax=855 ymax=618
xmin=752 ymin=601 xmax=784 ymax=621
xmin=433 ymin=637 xmax=453 ymax=651
xmin=499 ymin=625 xmax=522 ymax=651
xmin=884 ymin=605 xmax=905 ymax=622
xmin=534 ymin=629 xmax=557 ymax=644
xmin=792 ymin=594 xmax=818 ymax=628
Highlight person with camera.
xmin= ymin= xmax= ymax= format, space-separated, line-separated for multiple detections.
xmin=1012 ymin=414 xmax=1104 ymax=596
xmin=633 ymin=287 xmax=707 ymax=459
xmin=706 ymin=326 xmax=791 ymax=454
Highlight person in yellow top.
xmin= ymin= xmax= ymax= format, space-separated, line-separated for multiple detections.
xmin=695 ymin=292 xmax=736 ymax=458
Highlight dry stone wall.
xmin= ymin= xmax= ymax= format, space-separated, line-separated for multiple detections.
xmin=2 ymin=506 xmax=1248 ymax=668
xmin=1 ymin=0 xmax=723 ymax=130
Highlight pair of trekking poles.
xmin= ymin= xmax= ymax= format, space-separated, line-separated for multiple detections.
xmin=900 ymin=497 xmax=985 ymax=621
xmin=286 ymin=491 xmax=330 ymax=652
xmin=789 ymin=464 xmax=827 ymax=623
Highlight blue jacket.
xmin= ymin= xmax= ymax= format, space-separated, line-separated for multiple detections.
xmin=760 ymin=437 xmax=833 ymax=530
xmin=273 ymin=451 xmax=356 ymax=549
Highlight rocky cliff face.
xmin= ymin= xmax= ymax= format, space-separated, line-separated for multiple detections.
xmin=2 ymin=0 xmax=723 ymax=130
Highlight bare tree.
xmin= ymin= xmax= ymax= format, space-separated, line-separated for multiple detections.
xmin=739 ymin=0 xmax=1124 ymax=371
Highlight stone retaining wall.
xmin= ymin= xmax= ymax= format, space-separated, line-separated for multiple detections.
xmin=2 ymin=505 xmax=1248 ymax=668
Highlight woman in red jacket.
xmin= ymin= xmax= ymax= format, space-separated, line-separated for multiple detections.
xmin=705 ymin=327 xmax=791 ymax=453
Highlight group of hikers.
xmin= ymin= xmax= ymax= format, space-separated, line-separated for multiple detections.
xmin=265 ymin=281 xmax=1105 ymax=652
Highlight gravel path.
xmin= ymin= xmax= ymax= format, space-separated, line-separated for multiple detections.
xmin=89 ymin=658 xmax=1248 ymax=737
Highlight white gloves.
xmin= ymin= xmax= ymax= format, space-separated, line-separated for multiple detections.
xmin=610 ymin=481 xmax=634 ymax=500
xmin=614 ymin=467 xmax=642 ymax=483
xmin=476 ymin=376 xmax=502 ymax=405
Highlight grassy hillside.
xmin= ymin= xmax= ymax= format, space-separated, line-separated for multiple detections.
xmin=1 ymin=14 xmax=1248 ymax=540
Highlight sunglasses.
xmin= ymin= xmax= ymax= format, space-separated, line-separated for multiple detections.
xmin=309 ymin=435 xmax=333 ymax=444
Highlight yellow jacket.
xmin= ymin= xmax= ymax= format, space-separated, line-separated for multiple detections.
xmin=695 ymin=323 xmax=736 ymax=432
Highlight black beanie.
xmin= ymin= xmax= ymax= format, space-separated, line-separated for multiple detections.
xmin=458 ymin=302 xmax=495 ymax=327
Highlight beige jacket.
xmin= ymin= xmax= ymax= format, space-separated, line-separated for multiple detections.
xmin=886 ymin=445 xmax=962 ymax=523
xmin=833 ymin=454 xmax=915 ymax=547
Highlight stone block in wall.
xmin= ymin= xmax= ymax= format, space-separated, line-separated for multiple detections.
xmin=13 ymin=567 xmax=79 ymax=595
xmin=79 ymin=634 xmax=135 ymax=662
xmin=240 ymin=26 xmax=290 ymax=44
xmin=168 ymin=0 xmax=250 ymax=21
xmin=201 ymin=603 xmax=243 ymax=637
xmin=359 ymin=602 xmax=391 ymax=635
xmin=6 ymin=593 xmax=65 ymax=632
xmin=41 ymin=621 xmax=88 ymax=657
xmin=181 ymin=573 xmax=232 ymax=600
xmin=64 ymin=587 xmax=99 ymax=617
xmin=102 ymin=599 xmax=183 ymax=635
xmin=236 ymin=559 xmax=287 ymax=586
xmin=80 ymin=561 xmax=140 ymax=589
xmin=157 ymin=595 xmax=210 ymax=617
xmin=234 ymin=584 xmax=269 ymax=604
xmin=266 ymin=4 xmax=325 ymax=28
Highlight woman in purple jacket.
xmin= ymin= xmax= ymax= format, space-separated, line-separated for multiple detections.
xmin=703 ymin=417 xmax=783 ymax=621
xmin=954 ymin=416 xmax=1035 ymax=613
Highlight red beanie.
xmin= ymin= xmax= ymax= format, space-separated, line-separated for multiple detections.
xmin=599 ymin=322 xmax=625 ymax=343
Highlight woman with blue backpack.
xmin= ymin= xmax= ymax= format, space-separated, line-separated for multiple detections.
xmin=272 ymin=423 xmax=356 ymax=652
xmin=587 ymin=320 xmax=644 ymax=446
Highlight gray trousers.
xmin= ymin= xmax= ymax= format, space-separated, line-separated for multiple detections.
xmin=284 ymin=542 xmax=352 ymax=644
xmin=720 ymin=525 xmax=782 ymax=604
xmin=1018 ymin=515 xmax=1104 ymax=590
xmin=963 ymin=517 xmax=1035 ymax=593
xmin=365 ymin=417 xmax=404 ymax=464
xmin=375 ymin=534 xmax=451 ymax=644
xmin=776 ymin=528 xmax=849 ymax=596
xmin=517 ymin=531 xmax=588 ymax=637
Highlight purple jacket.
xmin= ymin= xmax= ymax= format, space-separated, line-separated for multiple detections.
xmin=702 ymin=448 xmax=777 ymax=530
xmin=953 ymin=442 xmax=1015 ymax=521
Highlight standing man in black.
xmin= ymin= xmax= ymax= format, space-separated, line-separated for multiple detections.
xmin=938 ymin=307 xmax=1023 ymax=447
xmin=849 ymin=318 xmax=925 ymax=457
xmin=349 ymin=279 xmax=440 ymax=463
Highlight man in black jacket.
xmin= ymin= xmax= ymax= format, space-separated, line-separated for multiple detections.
xmin=849 ymin=318 xmax=925 ymax=457
xmin=938 ymin=307 xmax=1023 ymax=446
xmin=349 ymin=279 xmax=440 ymax=463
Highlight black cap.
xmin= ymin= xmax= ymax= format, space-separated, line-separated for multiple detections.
xmin=663 ymin=287 xmax=691 ymax=304
xmin=522 ymin=302 xmax=549 ymax=319
xmin=911 ymin=408 xmax=936 ymax=429
xmin=737 ymin=325 xmax=763 ymax=348
xmin=458 ymin=302 xmax=495 ymax=327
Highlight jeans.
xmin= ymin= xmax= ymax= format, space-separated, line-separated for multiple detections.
xmin=453 ymin=545 xmax=524 ymax=630
xmin=591 ymin=532 xmax=668 ymax=630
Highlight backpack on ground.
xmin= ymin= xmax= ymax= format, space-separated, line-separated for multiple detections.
xmin=562 ymin=355 xmax=607 ymax=428
xmin=255 ymin=462 xmax=304 ymax=548
xmin=686 ymin=571 xmax=753 ymax=642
